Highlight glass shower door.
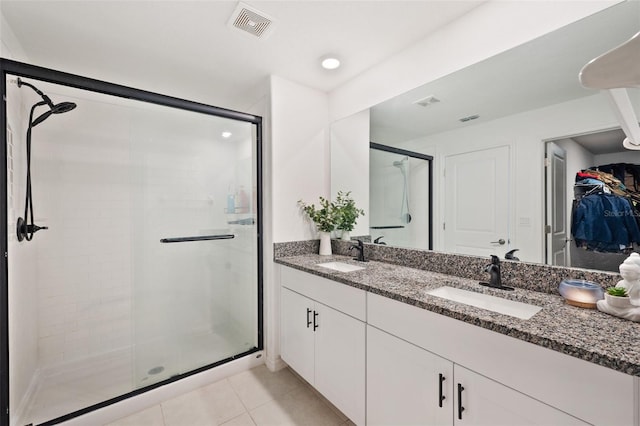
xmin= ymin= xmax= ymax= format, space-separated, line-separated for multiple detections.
xmin=370 ymin=147 xmax=431 ymax=250
xmin=130 ymin=105 xmax=258 ymax=387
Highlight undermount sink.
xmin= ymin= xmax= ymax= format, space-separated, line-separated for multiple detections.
xmin=317 ymin=261 xmax=365 ymax=273
xmin=426 ymin=286 xmax=542 ymax=320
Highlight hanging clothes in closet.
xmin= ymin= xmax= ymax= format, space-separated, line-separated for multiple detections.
xmin=571 ymin=165 xmax=640 ymax=253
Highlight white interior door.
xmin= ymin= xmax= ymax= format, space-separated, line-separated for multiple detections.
xmin=545 ymin=142 xmax=568 ymax=266
xmin=444 ymin=146 xmax=510 ymax=256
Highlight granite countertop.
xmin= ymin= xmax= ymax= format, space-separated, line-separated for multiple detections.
xmin=275 ymin=254 xmax=640 ymax=377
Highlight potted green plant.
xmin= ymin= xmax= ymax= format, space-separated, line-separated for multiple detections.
xmin=335 ymin=190 xmax=365 ymax=241
xmin=298 ymin=196 xmax=338 ymax=255
xmin=605 ymin=286 xmax=631 ymax=308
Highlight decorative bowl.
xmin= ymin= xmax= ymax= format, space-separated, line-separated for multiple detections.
xmin=558 ymin=279 xmax=604 ymax=309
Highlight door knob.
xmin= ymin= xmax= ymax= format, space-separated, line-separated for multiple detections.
xmin=490 ymin=238 xmax=506 ymax=245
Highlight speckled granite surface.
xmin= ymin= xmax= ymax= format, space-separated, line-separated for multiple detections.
xmin=275 ymin=240 xmax=620 ymax=293
xmin=274 ymin=253 xmax=640 ymax=377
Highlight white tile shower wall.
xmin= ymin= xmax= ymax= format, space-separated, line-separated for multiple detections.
xmin=33 ymin=96 xmax=135 ymax=366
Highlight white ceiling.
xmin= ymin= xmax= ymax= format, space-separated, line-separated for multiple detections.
xmin=370 ymin=0 xmax=640 ymax=146
xmin=0 ymin=0 xmax=484 ymax=110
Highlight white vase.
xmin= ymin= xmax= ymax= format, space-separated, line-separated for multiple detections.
xmin=605 ymin=293 xmax=632 ymax=308
xmin=319 ymin=231 xmax=332 ymax=255
xmin=340 ymin=230 xmax=351 ymax=241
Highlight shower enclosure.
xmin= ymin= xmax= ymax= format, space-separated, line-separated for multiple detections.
xmin=0 ymin=60 xmax=263 ymax=425
xmin=369 ymin=143 xmax=432 ymax=249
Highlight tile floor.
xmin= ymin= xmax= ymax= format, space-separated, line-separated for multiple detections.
xmin=106 ymin=365 xmax=355 ymax=426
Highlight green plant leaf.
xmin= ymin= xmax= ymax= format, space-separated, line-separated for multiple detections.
xmin=606 ymin=286 xmax=628 ymax=297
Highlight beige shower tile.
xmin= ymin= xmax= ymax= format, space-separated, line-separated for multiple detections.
xmin=228 ymin=365 xmax=303 ymax=410
xmin=161 ymin=379 xmax=246 ymax=426
xmin=249 ymin=385 xmax=343 ymax=426
xmin=105 ymin=405 xmax=165 ymax=426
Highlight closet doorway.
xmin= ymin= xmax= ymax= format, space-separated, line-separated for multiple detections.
xmin=545 ymin=128 xmax=640 ymax=272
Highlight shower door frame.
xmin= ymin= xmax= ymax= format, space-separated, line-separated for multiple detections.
xmin=0 ymin=58 xmax=264 ymax=425
xmin=370 ymin=142 xmax=434 ymax=250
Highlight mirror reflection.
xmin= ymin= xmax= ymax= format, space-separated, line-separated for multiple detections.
xmin=369 ymin=143 xmax=433 ymax=249
xmin=331 ymin=1 xmax=640 ymax=272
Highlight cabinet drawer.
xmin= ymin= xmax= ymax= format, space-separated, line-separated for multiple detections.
xmin=281 ymin=266 xmax=366 ymax=321
xmin=367 ymin=292 xmax=635 ymax=426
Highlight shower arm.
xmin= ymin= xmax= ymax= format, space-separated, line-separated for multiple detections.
xmin=17 ymin=78 xmax=55 ymax=109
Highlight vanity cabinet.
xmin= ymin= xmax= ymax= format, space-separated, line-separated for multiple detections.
xmin=367 ymin=325 xmax=587 ymax=426
xmin=280 ymin=267 xmax=366 ymax=426
xmin=367 ymin=325 xmax=453 ymax=426
xmin=367 ymin=292 xmax=635 ymax=426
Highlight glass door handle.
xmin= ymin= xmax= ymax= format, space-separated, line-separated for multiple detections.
xmin=160 ymin=234 xmax=235 ymax=243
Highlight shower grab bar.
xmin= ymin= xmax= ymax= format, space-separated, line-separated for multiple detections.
xmin=160 ymin=234 xmax=235 ymax=243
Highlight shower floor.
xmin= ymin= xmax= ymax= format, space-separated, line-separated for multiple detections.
xmin=20 ymin=329 xmax=252 ymax=426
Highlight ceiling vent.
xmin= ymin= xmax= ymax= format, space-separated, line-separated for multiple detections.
xmin=459 ymin=114 xmax=480 ymax=123
xmin=413 ymin=95 xmax=440 ymax=107
xmin=228 ymin=2 xmax=276 ymax=39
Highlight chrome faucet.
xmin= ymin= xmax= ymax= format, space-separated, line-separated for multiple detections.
xmin=480 ymin=255 xmax=514 ymax=291
xmin=349 ymin=239 xmax=367 ymax=262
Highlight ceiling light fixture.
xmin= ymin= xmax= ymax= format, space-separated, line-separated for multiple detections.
xmin=222 ymin=131 xmax=232 ymax=138
xmin=321 ymin=56 xmax=341 ymax=70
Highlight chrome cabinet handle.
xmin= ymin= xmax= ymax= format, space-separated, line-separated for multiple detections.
xmin=490 ymin=238 xmax=506 ymax=245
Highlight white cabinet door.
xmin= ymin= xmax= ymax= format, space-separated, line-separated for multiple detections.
xmin=454 ymin=365 xmax=588 ymax=426
xmin=280 ymin=287 xmax=315 ymax=384
xmin=367 ymin=325 xmax=453 ymax=426
xmin=315 ymin=303 xmax=366 ymax=426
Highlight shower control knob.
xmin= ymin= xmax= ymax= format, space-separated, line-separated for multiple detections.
xmin=16 ymin=217 xmax=48 ymax=242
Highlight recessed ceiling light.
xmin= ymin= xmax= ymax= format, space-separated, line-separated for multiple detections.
xmin=222 ymin=131 xmax=232 ymax=138
xmin=321 ymin=56 xmax=341 ymax=70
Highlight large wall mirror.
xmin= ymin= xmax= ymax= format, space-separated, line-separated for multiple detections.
xmin=331 ymin=1 xmax=640 ymax=272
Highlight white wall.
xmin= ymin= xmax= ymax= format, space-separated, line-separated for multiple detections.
xmin=594 ymin=151 xmax=640 ymax=165
xmin=328 ymin=0 xmax=620 ymax=122
xmin=265 ymin=75 xmax=330 ymax=372
xmin=1 ymin=11 xmax=28 ymax=62
xmin=270 ymin=75 xmax=330 ymax=243
xmin=330 ymin=109 xmax=369 ymax=237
